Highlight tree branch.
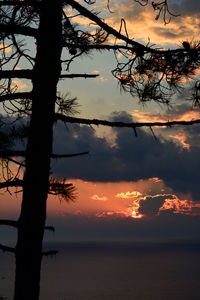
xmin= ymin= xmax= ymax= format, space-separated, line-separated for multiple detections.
xmin=59 ymin=73 xmax=99 ymax=79
xmin=0 ymin=24 xmax=38 ymax=38
xmin=42 ymin=250 xmax=58 ymax=256
xmin=0 ymin=219 xmax=18 ymax=228
xmin=0 ymin=243 xmax=15 ymax=253
xmin=0 ymin=92 xmax=32 ymax=103
xmin=66 ymin=0 xmax=144 ymax=49
xmin=44 ymin=226 xmax=55 ymax=232
xmin=65 ymin=0 xmax=184 ymax=55
xmin=51 ymin=151 xmax=89 ymax=158
xmin=55 ymin=113 xmax=200 ymax=128
xmin=0 ymin=150 xmax=89 ymax=158
xmin=63 ymin=42 xmax=136 ymax=52
xmin=0 ymin=179 xmax=23 ymax=189
xmin=0 ymin=69 xmax=33 ymax=79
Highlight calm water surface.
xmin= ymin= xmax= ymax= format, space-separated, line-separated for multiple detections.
xmin=1 ymin=242 xmax=200 ymax=300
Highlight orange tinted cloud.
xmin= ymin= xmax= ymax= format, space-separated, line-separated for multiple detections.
xmin=131 ymin=109 xmax=200 ymax=123
xmin=47 ymin=178 xmax=165 ymax=218
xmin=116 ymin=191 xmax=142 ymax=199
xmin=91 ymin=194 xmax=108 ymax=201
xmin=47 ymin=177 xmax=200 ymax=220
xmin=106 ymin=1 xmax=200 ymax=47
xmin=159 ymin=196 xmax=193 ymax=215
xmin=169 ymin=133 xmax=190 ymax=150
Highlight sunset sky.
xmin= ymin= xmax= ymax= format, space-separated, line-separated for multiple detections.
xmin=1 ymin=0 xmax=200 ymax=243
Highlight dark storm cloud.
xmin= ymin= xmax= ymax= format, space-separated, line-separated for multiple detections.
xmin=138 ymin=194 xmax=175 ymax=218
xmin=52 ymin=111 xmax=200 ymax=200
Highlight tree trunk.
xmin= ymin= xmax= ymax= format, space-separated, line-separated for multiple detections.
xmin=14 ymin=1 xmax=63 ymax=299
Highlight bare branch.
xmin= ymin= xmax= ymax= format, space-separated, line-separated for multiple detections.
xmin=0 ymin=179 xmax=23 ymax=189
xmin=42 ymin=250 xmax=58 ymax=256
xmin=0 ymin=69 xmax=32 ymax=79
xmin=59 ymin=73 xmax=99 ymax=79
xmin=63 ymin=42 xmax=136 ymax=52
xmin=44 ymin=226 xmax=55 ymax=232
xmin=0 ymin=219 xmax=18 ymax=228
xmin=65 ymin=0 xmax=146 ymax=52
xmin=0 ymin=243 xmax=15 ymax=253
xmin=0 ymin=24 xmax=38 ymax=38
xmin=0 ymin=150 xmax=89 ymax=158
xmin=0 ymin=92 xmax=32 ymax=102
xmin=55 ymin=113 xmax=200 ymax=129
xmin=51 ymin=151 xmax=89 ymax=158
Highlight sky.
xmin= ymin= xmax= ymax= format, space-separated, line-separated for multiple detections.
xmin=1 ymin=0 xmax=200 ymax=243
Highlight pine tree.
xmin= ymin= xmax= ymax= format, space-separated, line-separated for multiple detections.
xmin=0 ymin=1 xmax=200 ymax=299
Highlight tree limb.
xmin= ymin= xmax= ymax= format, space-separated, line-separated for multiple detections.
xmin=0 ymin=24 xmax=38 ymax=38
xmin=55 ymin=113 xmax=200 ymax=128
xmin=66 ymin=0 xmax=144 ymax=49
xmin=63 ymin=42 xmax=136 ymax=52
xmin=65 ymin=0 xmax=185 ymax=56
xmin=44 ymin=226 xmax=55 ymax=232
xmin=0 ymin=179 xmax=23 ymax=189
xmin=42 ymin=250 xmax=58 ymax=256
xmin=0 ymin=243 xmax=15 ymax=253
xmin=0 ymin=92 xmax=32 ymax=103
xmin=0 ymin=69 xmax=33 ymax=79
xmin=59 ymin=73 xmax=99 ymax=79
xmin=0 ymin=150 xmax=89 ymax=158
xmin=51 ymin=151 xmax=89 ymax=158
xmin=0 ymin=219 xmax=18 ymax=228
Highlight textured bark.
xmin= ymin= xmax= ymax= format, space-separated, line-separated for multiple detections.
xmin=13 ymin=1 xmax=63 ymax=300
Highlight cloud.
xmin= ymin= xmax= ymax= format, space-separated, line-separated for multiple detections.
xmin=138 ymin=194 xmax=175 ymax=218
xmin=91 ymin=194 xmax=108 ymax=201
xmin=104 ymin=0 xmax=200 ymax=47
xmin=12 ymin=79 xmax=28 ymax=91
xmin=116 ymin=191 xmax=142 ymax=199
xmin=52 ymin=111 xmax=200 ymax=200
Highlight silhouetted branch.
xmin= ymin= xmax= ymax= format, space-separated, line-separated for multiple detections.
xmin=51 ymin=151 xmax=89 ymax=158
xmin=0 ymin=219 xmax=18 ymax=228
xmin=63 ymin=42 xmax=136 ymax=52
xmin=0 ymin=69 xmax=32 ymax=79
xmin=0 ymin=24 xmax=38 ymax=38
xmin=0 ymin=150 xmax=89 ymax=158
xmin=0 ymin=179 xmax=23 ymax=189
xmin=44 ymin=226 xmax=55 ymax=232
xmin=55 ymin=113 xmax=200 ymax=128
xmin=59 ymin=73 xmax=99 ymax=79
xmin=6 ymin=157 xmax=25 ymax=167
xmin=65 ymin=0 xmax=193 ymax=58
xmin=0 ymin=92 xmax=32 ymax=103
xmin=49 ymin=179 xmax=77 ymax=202
xmin=0 ymin=178 xmax=76 ymax=202
xmin=66 ymin=0 xmax=146 ymax=52
xmin=42 ymin=250 xmax=58 ymax=256
xmin=0 ymin=243 xmax=15 ymax=253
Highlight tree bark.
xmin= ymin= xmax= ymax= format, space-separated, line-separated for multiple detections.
xmin=13 ymin=1 xmax=63 ymax=300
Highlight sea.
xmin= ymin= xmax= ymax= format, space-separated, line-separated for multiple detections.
xmin=1 ymin=241 xmax=200 ymax=300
